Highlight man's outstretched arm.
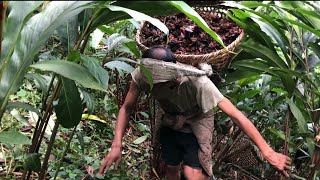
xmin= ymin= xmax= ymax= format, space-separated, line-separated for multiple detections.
xmin=217 ymin=97 xmax=291 ymax=177
xmin=99 ymin=81 xmax=140 ymax=174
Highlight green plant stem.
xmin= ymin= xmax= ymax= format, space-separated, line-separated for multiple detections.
xmin=23 ymin=81 xmax=62 ymax=180
xmin=53 ymin=125 xmax=77 ymax=180
xmin=39 ymin=120 xmax=60 ymax=180
xmin=41 ymin=74 xmax=56 ymax=113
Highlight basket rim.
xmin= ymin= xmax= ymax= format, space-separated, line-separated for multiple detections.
xmin=135 ymin=20 xmax=245 ymax=60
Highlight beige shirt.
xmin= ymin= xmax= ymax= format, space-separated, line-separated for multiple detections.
xmin=131 ymin=67 xmax=224 ymax=114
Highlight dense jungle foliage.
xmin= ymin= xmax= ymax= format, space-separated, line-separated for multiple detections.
xmin=0 ymin=1 xmax=319 ymax=179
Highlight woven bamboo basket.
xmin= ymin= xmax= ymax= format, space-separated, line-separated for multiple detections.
xmin=135 ymin=1 xmax=245 ymax=72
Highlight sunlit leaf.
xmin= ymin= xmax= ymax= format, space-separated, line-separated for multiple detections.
xmin=55 ymin=77 xmax=82 ymax=128
xmin=104 ymin=60 xmax=134 ymax=73
xmin=90 ymin=1 xmax=179 ymax=33
xmin=107 ymin=5 xmax=169 ymax=35
xmin=133 ymin=135 xmax=148 ymax=145
xmin=82 ymin=114 xmax=107 ymax=124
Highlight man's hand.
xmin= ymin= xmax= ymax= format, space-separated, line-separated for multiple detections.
xmin=263 ymin=150 xmax=291 ymax=177
xmin=99 ymin=147 xmax=122 ymax=174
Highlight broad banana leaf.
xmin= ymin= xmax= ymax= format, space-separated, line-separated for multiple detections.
xmin=0 ymin=1 xmax=92 ymax=119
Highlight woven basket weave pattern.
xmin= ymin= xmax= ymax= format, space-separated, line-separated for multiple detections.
xmin=136 ymin=3 xmax=244 ymax=72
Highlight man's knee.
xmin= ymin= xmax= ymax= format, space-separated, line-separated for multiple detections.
xmin=183 ymin=165 xmax=208 ymax=180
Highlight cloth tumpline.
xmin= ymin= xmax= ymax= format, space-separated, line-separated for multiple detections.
xmin=131 ymin=58 xmax=224 ymax=176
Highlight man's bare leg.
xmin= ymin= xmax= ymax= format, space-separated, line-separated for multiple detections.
xmin=183 ymin=165 xmax=208 ymax=180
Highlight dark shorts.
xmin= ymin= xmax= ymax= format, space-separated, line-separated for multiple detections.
xmin=159 ymin=127 xmax=202 ymax=169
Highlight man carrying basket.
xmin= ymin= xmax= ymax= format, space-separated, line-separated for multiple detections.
xmin=99 ymin=46 xmax=291 ymax=180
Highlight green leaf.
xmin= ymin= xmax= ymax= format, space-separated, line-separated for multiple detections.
xmin=287 ymin=98 xmax=308 ymax=133
xmin=80 ymin=54 xmax=109 ymax=88
xmin=108 ymin=57 xmax=138 ymax=64
xmin=24 ymin=73 xmax=48 ymax=96
xmin=105 ymin=33 xmax=133 ymax=53
xmin=224 ymin=69 xmax=260 ymax=84
xmin=123 ymin=41 xmax=141 ymax=58
xmin=238 ymin=89 xmax=260 ymax=101
xmin=55 ymin=77 xmax=82 ymax=128
xmin=90 ymin=28 xmax=104 ymax=49
xmin=0 ymin=131 xmax=31 ymax=145
xmin=309 ymin=42 xmax=320 ymax=57
xmin=67 ymin=50 xmax=81 ymax=63
xmin=6 ymin=102 xmax=41 ymax=117
xmin=132 ymin=135 xmax=148 ymax=145
xmin=0 ymin=1 xmax=92 ymax=118
xmin=232 ymin=59 xmax=276 ymax=75
xmin=79 ymin=88 xmax=95 ymax=114
xmin=107 ymin=5 xmax=169 ymax=35
xmin=279 ymin=17 xmax=320 ymax=37
xmin=139 ymin=65 xmax=153 ymax=90
xmin=30 ymin=60 xmax=107 ymax=92
xmin=76 ymin=131 xmax=85 ymax=154
xmin=104 ymin=60 xmax=134 ymax=73
xmin=241 ymin=40 xmax=288 ymax=68
xmin=79 ymin=8 xmax=93 ymax=32
xmin=169 ymin=1 xmax=225 ymax=47
xmin=0 ymin=1 xmax=43 ymax=69
xmin=294 ymin=8 xmax=320 ymax=29
xmin=90 ymin=1 xmax=179 ymax=33
xmin=98 ymin=25 xmax=115 ymax=35
xmin=56 ymin=15 xmax=79 ymax=52
xmin=23 ymin=153 xmax=41 ymax=172
xmin=273 ymin=71 xmax=295 ymax=97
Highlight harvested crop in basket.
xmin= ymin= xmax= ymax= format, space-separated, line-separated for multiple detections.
xmin=140 ymin=11 xmax=242 ymax=55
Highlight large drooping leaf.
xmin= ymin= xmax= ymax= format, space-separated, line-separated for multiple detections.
xmin=0 ymin=1 xmax=92 ymax=118
xmin=56 ymin=15 xmax=79 ymax=52
xmin=0 ymin=1 xmax=43 ymax=69
xmin=54 ymin=77 xmax=82 ymax=128
xmin=30 ymin=60 xmax=107 ymax=92
xmin=169 ymin=1 xmax=225 ymax=48
xmin=80 ymin=54 xmax=109 ymax=88
xmin=0 ymin=131 xmax=31 ymax=145
xmin=90 ymin=1 xmax=179 ymax=33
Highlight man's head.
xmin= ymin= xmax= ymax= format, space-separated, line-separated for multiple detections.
xmin=142 ymin=46 xmax=176 ymax=63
